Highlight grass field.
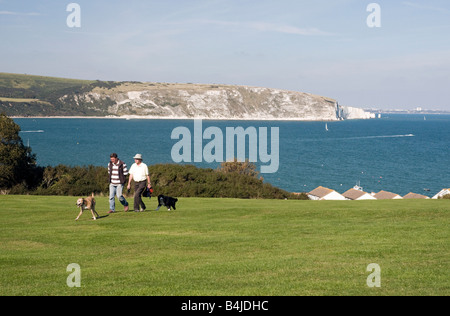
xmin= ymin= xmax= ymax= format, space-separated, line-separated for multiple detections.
xmin=0 ymin=72 xmax=94 ymax=90
xmin=0 ymin=195 xmax=448 ymax=296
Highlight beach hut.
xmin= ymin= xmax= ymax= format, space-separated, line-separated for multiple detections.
xmin=432 ymin=189 xmax=450 ymax=199
xmin=403 ymin=192 xmax=430 ymax=200
xmin=342 ymin=188 xmax=377 ymax=201
xmin=373 ymin=190 xmax=403 ymax=200
xmin=308 ymin=186 xmax=346 ymax=201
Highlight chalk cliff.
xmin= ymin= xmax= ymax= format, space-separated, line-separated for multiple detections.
xmin=61 ymin=82 xmax=374 ymax=121
xmin=337 ymin=105 xmax=376 ymax=120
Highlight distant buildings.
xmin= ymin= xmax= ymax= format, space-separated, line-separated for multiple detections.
xmin=373 ymin=191 xmax=403 ymax=200
xmin=432 ymin=189 xmax=450 ymax=199
xmin=308 ymin=186 xmax=346 ymax=201
xmin=403 ymin=193 xmax=430 ymax=200
xmin=307 ymin=186 xmax=448 ymax=201
xmin=342 ymin=188 xmax=376 ymax=201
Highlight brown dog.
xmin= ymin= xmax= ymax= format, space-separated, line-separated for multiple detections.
xmin=75 ymin=193 xmax=99 ymax=221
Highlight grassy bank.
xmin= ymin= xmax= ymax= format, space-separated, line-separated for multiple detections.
xmin=0 ymin=196 xmax=448 ymax=296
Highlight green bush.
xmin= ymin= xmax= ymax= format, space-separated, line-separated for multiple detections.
xmin=33 ymin=165 xmax=108 ymax=196
xmin=149 ymin=164 xmax=306 ymax=200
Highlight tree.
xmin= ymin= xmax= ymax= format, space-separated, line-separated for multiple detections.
xmin=0 ymin=113 xmax=38 ymax=190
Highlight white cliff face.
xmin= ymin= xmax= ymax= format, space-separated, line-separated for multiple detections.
xmin=339 ymin=106 xmax=376 ymax=120
xmin=68 ymin=83 xmax=374 ymax=121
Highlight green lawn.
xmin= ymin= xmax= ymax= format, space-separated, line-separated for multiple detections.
xmin=0 ymin=196 xmax=448 ymax=296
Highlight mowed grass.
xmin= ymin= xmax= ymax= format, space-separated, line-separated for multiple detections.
xmin=0 ymin=195 xmax=448 ymax=296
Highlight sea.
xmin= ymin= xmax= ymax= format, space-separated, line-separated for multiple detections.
xmin=14 ymin=114 xmax=450 ymax=197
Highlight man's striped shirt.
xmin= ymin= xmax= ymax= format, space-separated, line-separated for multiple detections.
xmin=108 ymin=160 xmax=129 ymax=185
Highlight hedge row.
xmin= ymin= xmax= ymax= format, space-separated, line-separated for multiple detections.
xmin=9 ymin=163 xmax=308 ymax=200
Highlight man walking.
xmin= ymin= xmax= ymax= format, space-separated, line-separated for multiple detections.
xmin=108 ymin=153 xmax=129 ymax=213
xmin=127 ymin=154 xmax=152 ymax=212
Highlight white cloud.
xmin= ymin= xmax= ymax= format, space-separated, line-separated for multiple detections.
xmin=246 ymin=22 xmax=333 ymax=36
xmin=187 ymin=19 xmax=333 ymax=36
xmin=0 ymin=11 xmax=40 ymax=16
xmin=402 ymin=2 xmax=450 ymax=13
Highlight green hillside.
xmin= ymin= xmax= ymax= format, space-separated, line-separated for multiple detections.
xmin=0 ymin=73 xmax=116 ymax=116
xmin=0 ymin=72 xmax=94 ymax=92
xmin=0 ymin=195 xmax=448 ymax=296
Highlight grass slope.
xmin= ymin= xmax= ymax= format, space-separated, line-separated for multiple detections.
xmin=0 ymin=196 xmax=448 ymax=296
xmin=0 ymin=72 xmax=94 ymax=92
xmin=0 ymin=72 xmax=101 ymax=116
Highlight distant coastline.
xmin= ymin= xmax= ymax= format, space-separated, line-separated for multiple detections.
xmin=11 ymin=112 xmax=450 ymax=121
xmin=3 ymin=73 xmax=447 ymax=120
xmin=367 ymin=109 xmax=450 ymax=115
xmin=11 ymin=115 xmax=371 ymax=122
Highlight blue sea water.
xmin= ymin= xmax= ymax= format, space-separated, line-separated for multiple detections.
xmin=14 ymin=115 xmax=450 ymax=197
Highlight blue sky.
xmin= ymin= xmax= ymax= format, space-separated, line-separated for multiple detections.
xmin=1 ymin=0 xmax=449 ymax=110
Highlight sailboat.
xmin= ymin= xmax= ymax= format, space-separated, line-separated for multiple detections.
xmin=354 ymin=181 xmax=363 ymax=191
xmin=325 ymin=123 xmax=329 ymax=132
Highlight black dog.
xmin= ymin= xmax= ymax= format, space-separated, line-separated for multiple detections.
xmin=156 ymin=195 xmax=178 ymax=211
